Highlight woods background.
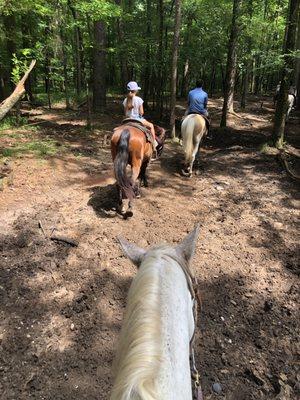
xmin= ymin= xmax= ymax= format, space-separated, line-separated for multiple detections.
xmin=0 ymin=0 xmax=299 ymax=139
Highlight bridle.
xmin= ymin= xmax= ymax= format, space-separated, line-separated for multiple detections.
xmin=162 ymin=254 xmax=204 ymax=400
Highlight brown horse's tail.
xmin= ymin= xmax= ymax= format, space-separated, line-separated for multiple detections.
xmin=114 ymin=129 xmax=135 ymax=200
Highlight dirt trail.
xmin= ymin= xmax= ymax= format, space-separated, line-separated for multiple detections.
xmin=0 ymin=99 xmax=299 ymax=399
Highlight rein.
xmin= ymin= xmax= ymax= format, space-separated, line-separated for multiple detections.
xmin=162 ymin=254 xmax=203 ymax=400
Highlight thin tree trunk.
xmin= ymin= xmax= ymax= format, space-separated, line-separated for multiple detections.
xmin=220 ymin=0 xmax=242 ymax=127
xmin=68 ymin=0 xmax=84 ymax=96
xmin=93 ymin=21 xmax=107 ymax=112
xmin=241 ymin=0 xmax=253 ymax=109
xmin=115 ymin=0 xmax=129 ymax=89
xmin=170 ymin=0 xmax=182 ymax=138
xmin=181 ymin=59 xmax=189 ymax=97
xmin=209 ymin=63 xmax=216 ymax=97
xmin=21 ymin=18 xmax=34 ymax=103
xmin=60 ymin=29 xmax=71 ymax=110
xmin=295 ymin=13 xmax=300 ymax=110
xmin=241 ymin=70 xmax=247 ymax=109
xmin=3 ymin=14 xmax=17 ymax=94
xmin=44 ymin=25 xmax=52 ymax=109
xmin=143 ymin=0 xmax=152 ymax=108
xmin=86 ymin=83 xmax=92 ymax=129
xmin=156 ymin=0 xmax=164 ymax=117
xmin=273 ymin=0 xmax=300 ymax=147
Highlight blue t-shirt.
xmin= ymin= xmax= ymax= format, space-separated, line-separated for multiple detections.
xmin=188 ymin=88 xmax=208 ymax=114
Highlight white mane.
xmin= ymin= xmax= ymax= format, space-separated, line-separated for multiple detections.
xmin=110 ymin=246 xmax=176 ymax=400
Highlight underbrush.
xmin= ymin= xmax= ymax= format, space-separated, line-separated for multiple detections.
xmin=0 ymin=138 xmax=65 ymax=159
xmin=0 ymin=116 xmax=29 ymax=131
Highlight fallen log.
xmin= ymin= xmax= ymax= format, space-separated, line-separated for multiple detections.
xmin=0 ymin=60 xmax=36 ymax=121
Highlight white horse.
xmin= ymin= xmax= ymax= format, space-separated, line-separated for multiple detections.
xmin=286 ymin=94 xmax=295 ymax=121
xmin=181 ymin=114 xmax=208 ymax=177
xmin=274 ymin=91 xmax=295 ymax=121
xmin=110 ymin=226 xmax=201 ymax=400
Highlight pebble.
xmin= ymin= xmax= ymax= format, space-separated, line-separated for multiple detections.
xmin=212 ymin=382 xmax=222 ymax=394
xmin=70 ymin=323 xmax=75 ymax=331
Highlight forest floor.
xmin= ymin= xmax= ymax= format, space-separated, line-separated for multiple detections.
xmin=0 ymin=96 xmax=299 ymax=400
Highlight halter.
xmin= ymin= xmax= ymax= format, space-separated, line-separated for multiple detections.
xmin=162 ymin=254 xmax=204 ymax=400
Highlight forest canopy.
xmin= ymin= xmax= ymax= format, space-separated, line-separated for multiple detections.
xmin=0 ymin=0 xmax=295 ymax=110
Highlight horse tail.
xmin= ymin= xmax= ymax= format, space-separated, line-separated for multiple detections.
xmin=182 ymin=117 xmax=195 ymax=165
xmin=114 ymin=129 xmax=135 ymax=200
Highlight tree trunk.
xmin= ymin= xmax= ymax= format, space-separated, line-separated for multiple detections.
xmin=169 ymin=0 xmax=182 ymax=138
xmin=181 ymin=59 xmax=189 ymax=97
xmin=295 ymin=12 xmax=300 ymax=110
xmin=3 ymin=14 xmax=17 ymax=95
xmin=273 ymin=0 xmax=300 ymax=147
xmin=21 ymin=18 xmax=35 ymax=103
xmin=0 ymin=60 xmax=36 ymax=121
xmin=240 ymin=69 xmax=248 ymax=109
xmin=241 ymin=0 xmax=253 ymax=109
xmin=44 ymin=25 xmax=52 ymax=109
xmin=220 ymin=0 xmax=242 ymax=127
xmin=68 ymin=0 xmax=84 ymax=96
xmin=60 ymin=29 xmax=71 ymax=110
xmin=93 ymin=21 xmax=107 ymax=112
xmin=115 ymin=0 xmax=129 ymax=89
xmin=143 ymin=0 xmax=152 ymax=108
xmin=156 ymin=0 xmax=164 ymax=118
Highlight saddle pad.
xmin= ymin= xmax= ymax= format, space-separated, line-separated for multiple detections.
xmin=121 ymin=120 xmax=153 ymax=144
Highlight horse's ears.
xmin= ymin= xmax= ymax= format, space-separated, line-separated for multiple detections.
xmin=117 ymin=237 xmax=146 ymax=268
xmin=176 ymin=224 xmax=200 ymax=264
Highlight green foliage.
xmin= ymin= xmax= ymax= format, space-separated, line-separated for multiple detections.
xmin=0 ymin=0 xmax=293 ymax=111
xmin=0 ymin=116 xmax=29 ymax=130
xmin=0 ymin=138 xmax=65 ymax=158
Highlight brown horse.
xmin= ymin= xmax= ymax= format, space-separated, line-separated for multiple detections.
xmin=111 ymin=124 xmax=165 ymax=218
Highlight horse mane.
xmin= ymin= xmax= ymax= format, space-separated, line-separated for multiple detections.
xmin=110 ymin=246 xmax=173 ymax=400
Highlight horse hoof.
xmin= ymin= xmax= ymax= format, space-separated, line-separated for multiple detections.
xmin=117 ymin=205 xmax=126 ymax=215
xmin=125 ymin=210 xmax=133 ymax=219
xmin=181 ymin=169 xmax=192 ymax=177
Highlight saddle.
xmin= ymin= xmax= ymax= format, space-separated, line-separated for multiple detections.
xmin=121 ymin=119 xmax=153 ymax=144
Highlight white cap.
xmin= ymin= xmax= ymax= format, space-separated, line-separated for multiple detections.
xmin=127 ymin=81 xmax=141 ymax=91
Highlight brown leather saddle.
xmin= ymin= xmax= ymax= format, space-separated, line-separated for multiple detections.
xmin=121 ymin=119 xmax=153 ymax=144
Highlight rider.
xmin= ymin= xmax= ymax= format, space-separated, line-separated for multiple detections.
xmin=186 ymin=79 xmax=208 ymax=117
xmin=123 ymin=81 xmax=157 ymax=154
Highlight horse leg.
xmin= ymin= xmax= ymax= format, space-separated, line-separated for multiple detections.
xmin=139 ymin=160 xmax=150 ymax=187
xmin=188 ymin=137 xmax=201 ymax=177
xmin=126 ymin=159 xmax=142 ymax=217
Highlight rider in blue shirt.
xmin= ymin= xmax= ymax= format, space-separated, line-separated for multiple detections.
xmin=187 ymin=80 xmax=208 ymax=116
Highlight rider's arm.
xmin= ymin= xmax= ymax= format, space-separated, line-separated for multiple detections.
xmin=139 ymin=104 xmax=144 ymax=116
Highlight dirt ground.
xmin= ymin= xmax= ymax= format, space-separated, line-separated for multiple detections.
xmin=0 ymin=97 xmax=299 ymax=400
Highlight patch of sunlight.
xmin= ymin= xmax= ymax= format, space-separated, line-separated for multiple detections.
xmin=43 ymin=315 xmax=74 ymax=353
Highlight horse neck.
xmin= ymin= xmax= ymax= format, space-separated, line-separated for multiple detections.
xmin=156 ymin=252 xmax=195 ymax=400
xmin=111 ymin=247 xmax=194 ymax=400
